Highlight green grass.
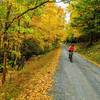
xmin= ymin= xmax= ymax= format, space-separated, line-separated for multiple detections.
xmin=77 ymin=41 xmax=100 ymax=65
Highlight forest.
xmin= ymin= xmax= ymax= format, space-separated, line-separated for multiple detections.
xmin=0 ymin=0 xmax=100 ymax=99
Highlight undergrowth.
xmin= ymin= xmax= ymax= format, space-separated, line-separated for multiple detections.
xmin=0 ymin=48 xmax=61 ymax=100
xmin=77 ymin=41 xmax=100 ymax=65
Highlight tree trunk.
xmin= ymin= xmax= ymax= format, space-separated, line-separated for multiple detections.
xmin=89 ymin=32 xmax=93 ymax=46
xmin=2 ymin=52 xmax=7 ymax=84
xmin=2 ymin=3 xmax=12 ymax=85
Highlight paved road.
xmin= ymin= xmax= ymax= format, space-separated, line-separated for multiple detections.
xmin=51 ymin=46 xmax=100 ymax=100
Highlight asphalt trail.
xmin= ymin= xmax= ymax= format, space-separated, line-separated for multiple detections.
xmin=51 ymin=46 xmax=100 ymax=100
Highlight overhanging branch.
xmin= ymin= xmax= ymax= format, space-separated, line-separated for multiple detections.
xmin=7 ymin=0 xmax=70 ymax=31
xmin=7 ymin=0 xmax=49 ymax=30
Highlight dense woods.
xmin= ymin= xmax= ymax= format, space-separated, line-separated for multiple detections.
xmin=0 ymin=0 xmax=68 ymax=84
xmin=66 ymin=0 xmax=100 ymax=45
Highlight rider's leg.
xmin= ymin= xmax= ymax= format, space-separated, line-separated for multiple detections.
xmin=69 ymin=52 xmax=73 ymax=62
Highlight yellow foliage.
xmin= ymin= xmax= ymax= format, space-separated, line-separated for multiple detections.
xmin=32 ymin=3 xmax=66 ymax=47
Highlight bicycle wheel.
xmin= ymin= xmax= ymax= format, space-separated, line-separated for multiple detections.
xmin=69 ymin=52 xmax=73 ymax=62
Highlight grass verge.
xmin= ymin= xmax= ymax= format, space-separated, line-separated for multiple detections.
xmin=0 ymin=48 xmax=61 ymax=100
xmin=77 ymin=41 xmax=100 ymax=66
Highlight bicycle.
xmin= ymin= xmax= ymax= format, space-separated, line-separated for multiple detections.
xmin=69 ymin=51 xmax=73 ymax=62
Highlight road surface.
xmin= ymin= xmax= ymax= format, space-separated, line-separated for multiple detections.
xmin=51 ymin=46 xmax=100 ymax=100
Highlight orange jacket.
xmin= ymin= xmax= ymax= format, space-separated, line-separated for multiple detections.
xmin=68 ymin=45 xmax=76 ymax=52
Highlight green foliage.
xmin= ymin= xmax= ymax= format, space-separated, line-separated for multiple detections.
xmin=68 ymin=0 xmax=100 ymax=44
xmin=21 ymin=39 xmax=44 ymax=59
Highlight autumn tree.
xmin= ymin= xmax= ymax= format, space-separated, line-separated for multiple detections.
xmin=0 ymin=0 xmax=69 ymax=84
xmin=32 ymin=3 xmax=67 ymax=51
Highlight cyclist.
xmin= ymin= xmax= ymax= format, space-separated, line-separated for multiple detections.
xmin=68 ymin=44 xmax=76 ymax=62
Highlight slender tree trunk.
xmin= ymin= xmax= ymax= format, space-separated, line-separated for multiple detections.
xmin=0 ymin=35 xmax=4 ymax=48
xmin=2 ymin=3 xmax=12 ymax=85
xmin=89 ymin=32 xmax=93 ymax=46
xmin=89 ymin=2 xmax=96 ymax=46
xmin=2 ymin=52 xmax=7 ymax=84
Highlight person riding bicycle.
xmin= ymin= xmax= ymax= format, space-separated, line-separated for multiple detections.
xmin=68 ymin=44 xmax=76 ymax=62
